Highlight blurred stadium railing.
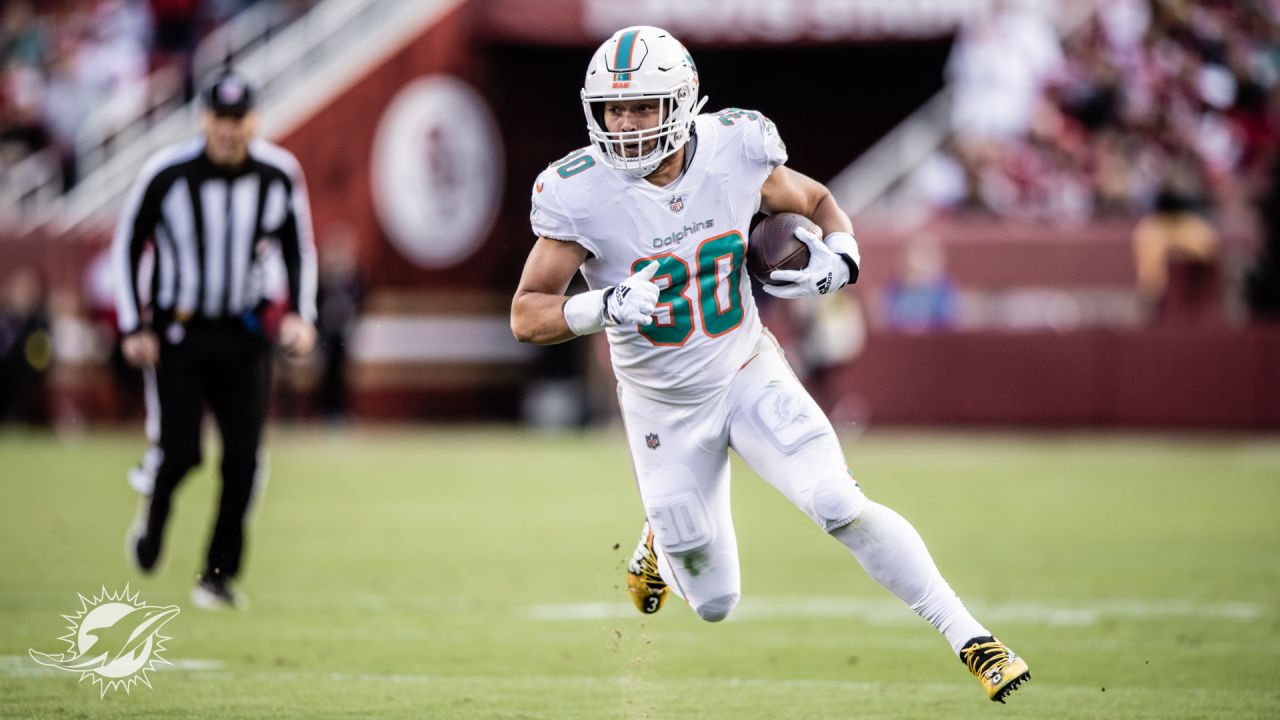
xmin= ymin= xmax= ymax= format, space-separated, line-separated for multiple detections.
xmin=3 ymin=0 xmax=453 ymax=232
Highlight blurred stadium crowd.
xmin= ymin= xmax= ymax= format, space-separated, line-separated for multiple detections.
xmin=0 ymin=0 xmax=313 ymax=189
xmin=929 ymin=0 xmax=1278 ymax=223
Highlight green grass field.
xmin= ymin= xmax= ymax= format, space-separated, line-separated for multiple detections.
xmin=1 ymin=428 xmax=1277 ymax=719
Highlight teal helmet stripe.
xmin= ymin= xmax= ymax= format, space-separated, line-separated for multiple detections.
xmin=613 ymin=29 xmax=640 ymax=82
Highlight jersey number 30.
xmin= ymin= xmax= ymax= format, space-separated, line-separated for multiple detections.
xmin=630 ymin=231 xmax=745 ymax=346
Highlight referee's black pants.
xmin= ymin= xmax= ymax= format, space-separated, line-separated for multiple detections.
xmin=145 ymin=319 xmax=271 ymax=581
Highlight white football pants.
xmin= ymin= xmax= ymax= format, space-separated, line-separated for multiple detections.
xmin=618 ymin=332 xmax=988 ymax=651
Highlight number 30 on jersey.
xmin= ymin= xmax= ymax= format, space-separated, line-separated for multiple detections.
xmin=630 ymin=231 xmax=745 ymax=346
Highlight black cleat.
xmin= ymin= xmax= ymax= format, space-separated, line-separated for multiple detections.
xmin=125 ymin=498 xmax=160 ymax=574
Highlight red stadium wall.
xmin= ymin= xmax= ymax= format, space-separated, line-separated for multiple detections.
xmin=268 ymin=3 xmax=531 ymax=418
xmin=10 ymin=218 xmax=1273 ymax=428
xmin=833 ymin=327 xmax=1280 ymax=428
xmin=279 ymin=3 xmax=507 ymax=291
xmin=823 ymin=218 xmax=1277 ymax=428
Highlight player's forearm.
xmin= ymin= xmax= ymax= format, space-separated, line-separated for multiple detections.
xmin=511 ymin=291 xmax=578 ymax=345
xmin=810 ymin=190 xmax=853 ymax=237
xmin=813 ymin=191 xmax=860 ymax=284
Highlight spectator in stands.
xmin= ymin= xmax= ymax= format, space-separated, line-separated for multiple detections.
xmin=946 ymin=0 xmax=1065 ymax=215
xmin=1 ymin=0 xmax=317 ymax=194
xmin=1132 ymin=152 xmax=1221 ymax=323
xmin=40 ymin=34 xmax=90 ymax=188
xmin=0 ymin=1 xmax=45 ymax=67
xmin=948 ymin=0 xmax=1064 ymax=144
xmin=316 ymin=226 xmax=363 ymax=421
xmin=1246 ymin=142 xmax=1280 ymax=320
xmin=1 ymin=0 xmax=49 ymax=159
xmin=0 ymin=59 xmax=49 ymax=164
xmin=934 ymin=1 xmax=1280 ymax=226
xmin=881 ymin=234 xmax=958 ymax=333
xmin=0 ymin=268 xmax=51 ymax=425
xmin=1 ymin=0 xmax=154 ymax=190
xmin=81 ymin=1 xmax=152 ymax=139
xmin=149 ymin=0 xmax=198 ymax=87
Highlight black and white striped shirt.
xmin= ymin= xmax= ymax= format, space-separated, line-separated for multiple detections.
xmin=112 ymin=138 xmax=317 ymax=335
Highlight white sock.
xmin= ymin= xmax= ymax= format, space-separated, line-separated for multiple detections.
xmin=832 ymin=501 xmax=989 ymax=654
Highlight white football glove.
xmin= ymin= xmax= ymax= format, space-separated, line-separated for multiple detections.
xmin=604 ymin=261 xmax=661 ymax=326
xmin=763 ymin=227 xmax=861 ymax=299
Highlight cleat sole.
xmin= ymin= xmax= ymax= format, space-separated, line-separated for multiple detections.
xmin=992 ymin=671 xmax=1031 ymax=703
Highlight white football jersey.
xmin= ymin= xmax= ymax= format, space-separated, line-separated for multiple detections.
xmin=531 ymin=108 xmax=789 ymax=404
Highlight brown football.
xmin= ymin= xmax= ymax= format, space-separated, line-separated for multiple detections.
xmin=747 ymin=212 xmax=818 ymax=285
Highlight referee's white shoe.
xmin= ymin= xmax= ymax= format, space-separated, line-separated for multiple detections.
xmin=192 ymin=573 xmax=248 ymax=610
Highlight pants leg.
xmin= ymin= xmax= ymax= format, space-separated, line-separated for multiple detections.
xmin=143 ymin=364 xmax=161 ymax=445
xmin=618 ymin=385 xmax=740 ymax=621
xmin=728 ymin=335 xmax=989 ymax=652
xmin=128 ymin=365 xmax=163 ymax=496
xmin=727 ymin=337 xmax=866 ymax=531
xmin=147 ymin=343 xmax=206 ymax=543
xmin=203 ymin=330 xmax=271 ymax=580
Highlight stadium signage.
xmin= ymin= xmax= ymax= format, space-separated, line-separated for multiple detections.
xmin=583 ymin=0 xmax=1040 ymax=41
xmin=372 ymin=75 xmax=505 ymax=269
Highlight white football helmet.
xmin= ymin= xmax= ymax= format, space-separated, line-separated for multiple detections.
xmin=581 ymin=26 xmax=708 ymax=178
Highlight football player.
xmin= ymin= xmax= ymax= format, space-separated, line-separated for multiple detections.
xmin=510 ymin=26 xmax=1030 ymax=702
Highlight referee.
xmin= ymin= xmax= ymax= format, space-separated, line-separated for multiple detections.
xmin=113 ymin=71 xmax=317 ymax=609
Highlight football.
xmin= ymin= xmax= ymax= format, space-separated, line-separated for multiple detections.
xmin=747 ymin=212 xmax=818 ymax=285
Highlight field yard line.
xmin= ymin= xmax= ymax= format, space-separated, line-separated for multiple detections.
xmin=527 ymin=597 xmax=1267 ymax=623
xmin=162 ymin=659 xmax=226 ymax=671
xmin=0 ymin=656 xmax=58 ymax=678
xmin=0 ymin=656 xmax=223 ymax=677
xmin=4 ymin=658 xmax=1277 ymax=701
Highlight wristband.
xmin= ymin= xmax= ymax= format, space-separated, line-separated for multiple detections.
xmin=825 ymin=231 xmax=861 ymax=285
xmin=563 ymin=288 xmax=610 ymax=335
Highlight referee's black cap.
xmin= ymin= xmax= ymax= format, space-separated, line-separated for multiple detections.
xmin=203 ymin=71 xmax=256 ymax=118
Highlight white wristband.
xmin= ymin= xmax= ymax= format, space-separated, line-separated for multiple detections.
xmin=825 ymin=231 xmax=861 ymax=285
xmin=824 ymin=231 xmax=860 ymax=268
xmin=563 ymin=288 xmax=609 ymax=336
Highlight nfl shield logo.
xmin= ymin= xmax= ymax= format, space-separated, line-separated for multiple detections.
xmin=645 ymin=433 xmax=660 ymax=449
xmin=668 ymin=195 xmax=684 ymax=214
xmin=218 ymin=79 xmax=245 ymax=104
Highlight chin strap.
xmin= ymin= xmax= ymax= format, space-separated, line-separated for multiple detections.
xmin=680 ymin=125 xmax=699 ymax=175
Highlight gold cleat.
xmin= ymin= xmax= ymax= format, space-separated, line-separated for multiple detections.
xmin=626 ymin=522 xmax=668 ymax=614
xmin=960 ymin=636 xmax=1031 ymax=703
